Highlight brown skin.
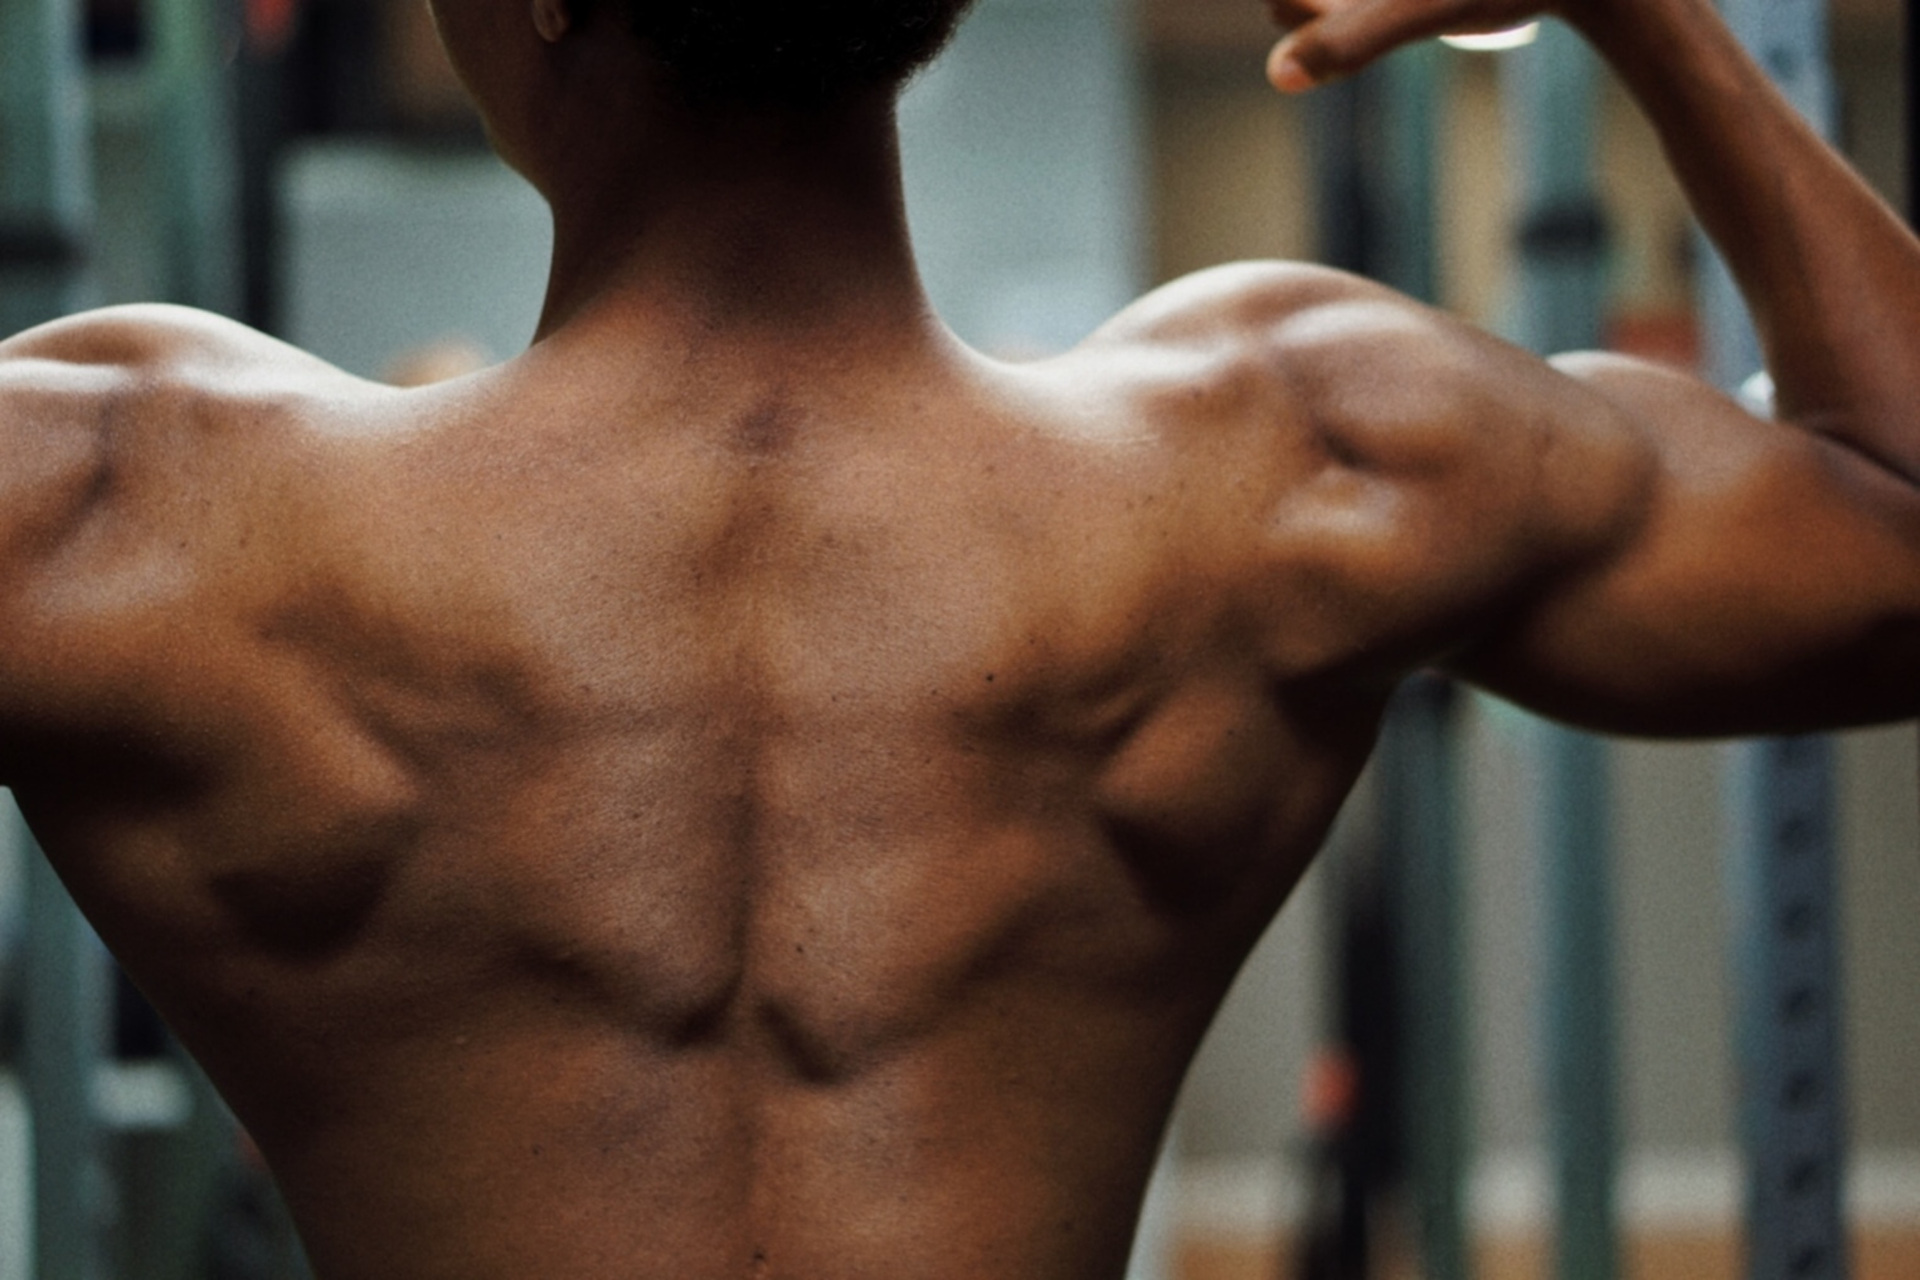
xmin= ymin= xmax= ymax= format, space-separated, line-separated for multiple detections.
xmin=4 ymin=0 xmax=1920 ymax=1274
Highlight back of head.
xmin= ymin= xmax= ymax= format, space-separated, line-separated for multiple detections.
xmin=624 ymin=0 xmax=979 ymax=109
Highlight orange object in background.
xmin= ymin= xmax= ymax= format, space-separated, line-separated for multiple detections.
xmin=1607 ymin=308 xmax=1703 ymax=374
xmin=1299 ymin=1046 xmax=1361 ymax=1137
xmin=245 ymin=0 xmax=298 ymax=55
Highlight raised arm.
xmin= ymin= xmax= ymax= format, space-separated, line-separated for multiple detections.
xmin=1252 ymin=0 xmax=1920 ymax=735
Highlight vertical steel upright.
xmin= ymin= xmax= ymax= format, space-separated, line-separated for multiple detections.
xmin=133 ymin=5 xmax=247 ymax=1277
xmin=0 ymin=3 xmax=101 ymax=1279
xmin=1302 ymin=64 xmax=1389 ymax=1280
xmin=150 ymin=0 xmax=241 ymax=315
xmin=1377 ymin=676 xmax=1470 ymax=1280
xmin=1695 ymin=0 xmax=1849 ymax=1274
xmin=1378 ymin=45 xmax=1441 ymax=309
xmin=1700 ymin=0 xmax=1833 ymax=393
xmin=1380 ymin=41 xmax=1470 ymax=1280
xmin=1725 ymin=740 xmax=1848 ymax=1280
xmin=1501 ymin=24 xmax=1620 ymax=1280
xmin=1309 ymin=42 xmax=1471 ymax=1280
xmin=21 ymin=842 xmax=106 ymax=1280
xmin=0 ymin=0 xmax=92 ymax=336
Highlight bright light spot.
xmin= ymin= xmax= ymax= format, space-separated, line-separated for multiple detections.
xmin=1440 ymin=22 xmax=1541 ymax=52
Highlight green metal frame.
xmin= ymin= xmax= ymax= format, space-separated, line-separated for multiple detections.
xmin=1377 ymin=677 xmax=1471 ymax=1280
xmin=0 ymin=0 xmax=93 ymax=335
xmin=2 ymin=1 xmax=103 ymax=1277
xmin=1726 ymin=740 xmax=1848 ymax=1280
xmin=1380 ymin=46 xmax=1471 ymax=1280
xmin=150 ymin=0 xmax=241 ymax=314
xmin=22 ymin=831 xmax=105 ymax=1280
xmin=1696 ymin=0 xmax=1850 ymax=1273
xmin=1311 ymin=43 xmax=1473 ymax=1279
xmin=1540 ymin=731 xmax=1620 ymax=1280
xmin=6 ymin=2 xmax=248 ymax=1276
xmin=1501 ymin=23 xmax=1622 ymax=1280
xmin=135 ymin=8 xmax=250 ymax=1268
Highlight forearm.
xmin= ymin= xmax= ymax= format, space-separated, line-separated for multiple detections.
xmin=1572 ymin=0 xmax=1920 ymax=480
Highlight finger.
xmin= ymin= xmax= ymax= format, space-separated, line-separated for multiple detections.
xmin=1265 ymin=0 xmax=1331 ymax=32
xmin=1267 ymin=0 xmax=1479 ymax=91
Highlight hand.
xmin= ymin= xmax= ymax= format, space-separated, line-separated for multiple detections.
xmin=1263 ymin=0 xmax=1556 ymax=91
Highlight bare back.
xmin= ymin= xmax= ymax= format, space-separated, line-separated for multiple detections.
xmin=14 ymin=0 xmax=1920 ymax=1268
xmin=3 ymin=300 xmax=1387 ymax=1279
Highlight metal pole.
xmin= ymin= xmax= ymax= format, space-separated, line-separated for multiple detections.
xmin=1300 ymin=63 xmax=1394 ymax=1280
xmin=22 ymin=818 xmax=107 ymax=1280
xmin=1500 ymin=24 xmax=1621 ymax=1280
xmin=1379 ymin=44 xmax=1442 ymax=310
xmin=1308 ymin=73 xmax=1378 ymax=280
xmin=0 ymin=0 xmax=103 ymax=1276
xmin=0 ymin=0 xmax=93 ymax=335
xmin=1540 ymin=731 xmax=1620 ymax=1280
xmin=1378 ymin=45 xmax=1471 ymax=1280
xmin=126 ymin=4 xmax=248 ymax=1274
xmin=1703 ymin=0 xmax=1835 ymax=393
xmin=1695 ymin=0 xmax=1849 ymax=1273
xmin=150 ymin=0 xmax=242 ymax=315
xmin=1726 ymin=740 xmax=1848 ymax=1280
xmin=1305 ymin=51 xmax=1470 ymax=1280
xmin=1379 ymin=676 xmax=1470 ymax=1280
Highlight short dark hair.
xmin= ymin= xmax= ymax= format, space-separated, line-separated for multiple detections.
xmin=623 ymin=0 xmax=978 ymax=108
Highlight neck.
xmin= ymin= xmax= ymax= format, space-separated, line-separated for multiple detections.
xmin=532 ymin=95 xmax=934 ymax=348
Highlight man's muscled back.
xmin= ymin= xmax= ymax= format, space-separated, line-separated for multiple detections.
xmin=1 ymin=293 xmax=1386 ymax=1278
xmin=14 ymin=0 xmax=1920 ymax=1271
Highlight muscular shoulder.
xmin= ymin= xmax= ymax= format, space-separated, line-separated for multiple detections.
xmin=1 ymin=303 xmax=349 ymax=401
xmin=13 ymin=297 xmax=363 ymax=436
xmin=1059 ymin=262 xmax=1378 ymax=462
xmin=1 ymin=305 xmax=340 ymax=555
xmin=0 ymin=307 xmax=366 ymax=764
xmin=1095 ymin=260 xmax=1648 ymax=525
xmin=1101 ymin=261 xmax=1606 ymax=467
xmin=1086 ymin=262 xmax=1658 ymax=677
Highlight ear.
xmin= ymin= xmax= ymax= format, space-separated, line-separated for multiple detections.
xmin=531 ymin=0 xmax=571 ymax=43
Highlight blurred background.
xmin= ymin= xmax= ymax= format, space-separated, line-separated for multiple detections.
xmin=0 ymin=0 xmax=1916 ymax=1277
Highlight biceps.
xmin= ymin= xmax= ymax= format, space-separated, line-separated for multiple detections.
xmin=1450 ymin=365 xmax=1920 ymax=736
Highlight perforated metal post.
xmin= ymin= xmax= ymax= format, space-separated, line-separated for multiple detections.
xmin=1725 ymin=740 xmax=1848 ymax=1280
xmin=1501 ymin=23 xmax=1620 ymax=1280
xmin=1695 ymin=0 xmax=1849 ymax=1273
xmin=1701 ymin=0 xmax=1833 ymax=393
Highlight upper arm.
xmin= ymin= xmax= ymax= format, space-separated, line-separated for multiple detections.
xmin=0 ymin=306 xmax=254 ymax=780
xmin=1445 ymin=351 xmax=1920 ymax=735
xmin=0 ymin=320 xmax=136 ymax=779
xmin=1199 ymin=263 xmax=1920 ymax=737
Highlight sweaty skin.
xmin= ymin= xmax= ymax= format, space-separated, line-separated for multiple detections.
xmin=5 ymin=0 xmax=1920 ymax=1276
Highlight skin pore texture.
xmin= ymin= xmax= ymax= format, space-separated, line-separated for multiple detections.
xmin=5 ymin=0 xmax=1920 ymax=1276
